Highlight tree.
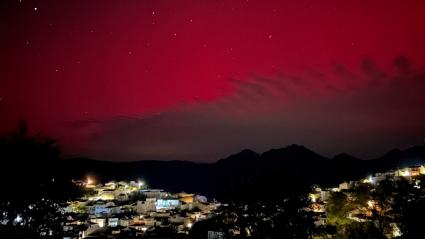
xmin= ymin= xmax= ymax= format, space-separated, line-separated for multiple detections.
xmin=353 ymin=184 xmax=372 ymax=206
xmin=0 ymin=121 xmax=81 ymax=238
xmin=326 ymin=191 xmax=350 ymax=226
xmin=400 ymin=198 xmax=425 ymax=238
xmin=344 ymin=222 xmax=385 ymax=239
xmin=270 ymin=197 xmax=315 ymax=239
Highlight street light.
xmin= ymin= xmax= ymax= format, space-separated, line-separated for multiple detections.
xmin=87 ymin=177 xmax=93 ymax=185
xmin=138 ymin=180 xmax=144 ymax=188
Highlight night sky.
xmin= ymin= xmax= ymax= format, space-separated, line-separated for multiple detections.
xmin=1 ymin=0 xmax=425 ymax=162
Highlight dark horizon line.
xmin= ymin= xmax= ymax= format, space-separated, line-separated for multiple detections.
xmin=62 ymin=143 xmax=425 ymax=164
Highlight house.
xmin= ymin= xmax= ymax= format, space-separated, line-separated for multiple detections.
xmin=321 ymin=190 xmax=330 ymax=202
xmin=79 ymin=222 xmax=100 ymax=238
xmin=178 ymin=193 xmax=194 ymax=203
xmin=136 ymin=198 xmax=157 ymax=213
xmin=90 ymin=201 xmax=115 ymax=216
xmin=141 ymin=216 xmax=156 ymax=226
xmin=90 ymin=217 xmax=106 ymax=227
xmin=208 ymin=231 xmax=225 ymax=239
xmin=312 ymin=213 xmax=327 ymax=226
xmin=140 ymin=189 xmax=167 ymax=199
xmin=108 ymin=217 xmax=119 ymax=227
xmin=119 ymin=216 xmax=132 ymax=227
xmin=339 ymin=182 xmax=349 ymax=191
xmin=156 ymin=199 xmax=180 ymax=210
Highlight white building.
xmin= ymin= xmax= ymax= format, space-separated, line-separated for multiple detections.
xmin=136 ymin=198 xmax=157 ymax=214
xmin=108 ymin=217 xmax=119 ymax=227
xmin=320 ymin=190 xmax=330 ymax=202
xmin=140 ymin=189 xmax=167 ymax=199
xmin=90 ymin=201 xmax=115 ymax=216
xmin=90 ymin=217 xmax=106 ymax=227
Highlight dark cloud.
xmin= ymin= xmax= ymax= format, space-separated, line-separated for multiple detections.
xmin=64 ymin=57 xmax=425 ymax=162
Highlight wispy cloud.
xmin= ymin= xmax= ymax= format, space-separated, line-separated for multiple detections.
xmin=63 ymin=56 xmax=425 ymax=162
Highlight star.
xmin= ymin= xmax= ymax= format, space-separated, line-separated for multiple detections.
xmin=33 ymin=7 xmax=38 ymax=11
xmin=268 ymin=34 xmax=273 ymax=39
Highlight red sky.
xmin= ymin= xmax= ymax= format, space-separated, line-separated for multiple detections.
xmin=1 ymin=0 xmax=425 ymax=161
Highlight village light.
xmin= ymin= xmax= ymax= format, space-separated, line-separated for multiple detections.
xmin=363 ymin=175 xmax=374 ymax=184
xmin=14 ymin=215 xmax=23 ymax=223
xmin=186 ymin=222 xmax=193 ymax=229
xmin=138 ymin=181 xmax=144 ymax=187
xmin=414 ymin=180 xmax=421 ymax=189
xmin=367 ymin=200 xmax=375 ymax=209
xmin=400 ymin=169 xmax=411 ymax=177
xmin=87 ymin=177 xmax=93 ymax=185
xmin=309 ymin=193 xmax=317 ymax=202
xmin=392 ymin=224 xmax=402 ymax=237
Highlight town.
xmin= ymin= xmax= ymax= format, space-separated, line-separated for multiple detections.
xmin=308 ymin=165 xmax=425 ymax=238
xmin=62 ymin=179 xmax=221 ymax=238
xmin=61 ymin=165 xmax=425 ymax=239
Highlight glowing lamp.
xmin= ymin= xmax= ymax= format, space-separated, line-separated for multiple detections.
xmin=138 ymin=181 xmax=144 ymax=187
xmin=87 ymin=177 xmax=93 ymax=185
xmin=309 ymin=193 xmax=317 ymax=202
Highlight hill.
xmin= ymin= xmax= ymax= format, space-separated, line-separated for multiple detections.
xmin=59 ymin=145 xmax=425 ymax=202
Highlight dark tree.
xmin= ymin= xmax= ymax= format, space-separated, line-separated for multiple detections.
xmin=399 ymin=194 xmax=425 ymax=238
xmin=0 ymin=121 xmax=81 ymax=238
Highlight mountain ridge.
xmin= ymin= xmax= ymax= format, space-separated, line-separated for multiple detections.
xmin=60 ymin=145 xmax=425 ymax=202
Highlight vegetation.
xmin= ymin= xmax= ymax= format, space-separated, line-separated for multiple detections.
xmin=190 ymin=196 xmax=314 ymax=239
xmin=324 ymin=175 xmax=425 ymax=238
xmin=0 ymin=121 xmax=82 ymax=238
xmin=128 ymin=191 xmax=147 ymax=203
xmin=326 ymin=192 xmax=351 ymax=226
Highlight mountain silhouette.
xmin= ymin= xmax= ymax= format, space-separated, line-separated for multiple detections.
xmin=217 ymin=148 xmax=260 ymax=164
xmin=332 ymin=153 xmax=360 ymax=161
xmin=60 ymin=145 xmax=425 ymax=202
xmin=261 ymin=144 xmax=327 ymax=161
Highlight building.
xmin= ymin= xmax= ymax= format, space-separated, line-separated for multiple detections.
xmin=140 ymin=189 xmax=167 ymax=199
xmin=136 ymin=198 xmax=157 ymax=213
xmin=156 ymin=199 xmax=180 ymax=210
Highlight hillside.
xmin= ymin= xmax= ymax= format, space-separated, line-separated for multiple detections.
xmin=60 ymin=145 xmax=425 ymax=201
